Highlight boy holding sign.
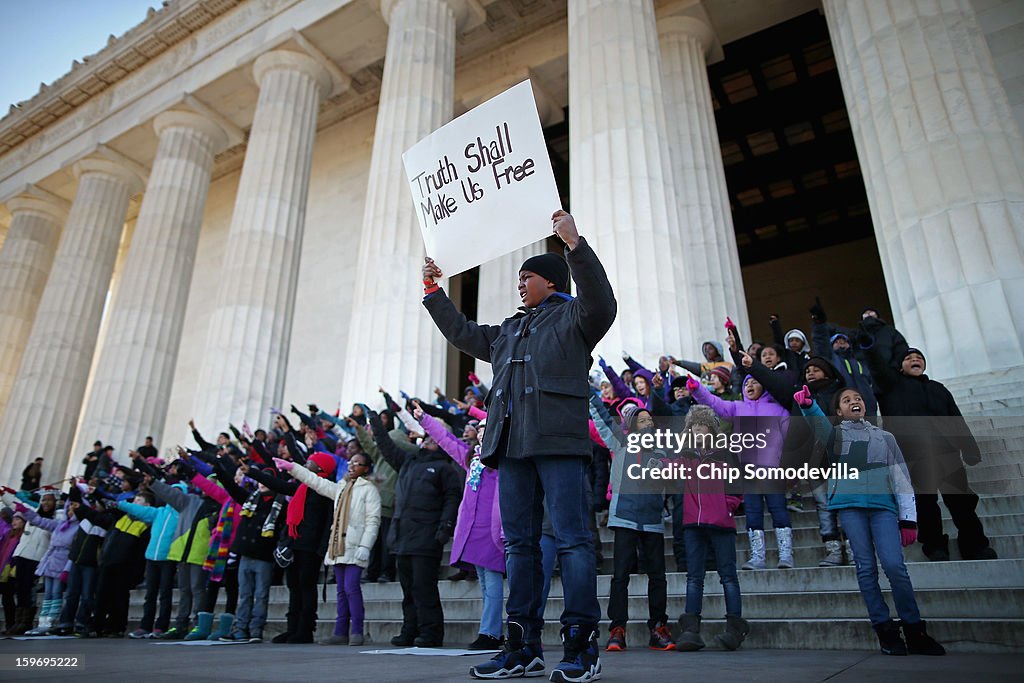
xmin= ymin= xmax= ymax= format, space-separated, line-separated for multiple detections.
xmin=422 ymin=210 xmax=616 ymax=682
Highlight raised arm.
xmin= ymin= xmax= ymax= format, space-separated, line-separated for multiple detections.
xmin=190 ymin=472 xmax=230 ymax=506
xmin=149 ymin=478 xmax=193 ymax=512
xmin=562 ymin=226 xmax=617 ymax=349
xmin=245 ymin=466 xmax=299 ymax=497
xmin=690 ymin=381 xmax=741 ymax=419
xmin=368 ymin=412 xmax=408 ymax=472
xmin=116 ymin=500 xmax=159 ymax=524
xmin=417 ymin=410 xmax=472 ymax=470
xmin=599 ymin=358 xmax=632 ymax=399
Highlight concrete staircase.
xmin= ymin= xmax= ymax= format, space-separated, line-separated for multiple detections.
xmin=129 ymin=400 xmax=1024 ymax=653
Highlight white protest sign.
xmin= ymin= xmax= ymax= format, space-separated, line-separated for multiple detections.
xmin=402 ymin=80 xmax=561 ymax=277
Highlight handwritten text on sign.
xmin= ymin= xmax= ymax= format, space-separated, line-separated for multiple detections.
xmin=403 ymin=81 xmax=560 ymax=277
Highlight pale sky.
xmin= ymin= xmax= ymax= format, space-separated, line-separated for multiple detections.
xmin=0 ymin=0 xmax=160 ymax=111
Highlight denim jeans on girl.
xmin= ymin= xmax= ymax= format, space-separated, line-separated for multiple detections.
xmin=743 ymin=493 xmax=791 ymax=530
xmin=683 ymin=527 xmax=741 ymax=617
xmin=838 ymin=508 xmax=921 ymax=625
xmin=475 ymin=565 xmax=505 ymax=639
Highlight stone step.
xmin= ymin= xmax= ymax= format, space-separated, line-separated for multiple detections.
xmin=970 ymin=479 xmax=1024 ymax=495
xmin=966 ymin=450 xmax=1024 ymax=466
xmin=967 ymin=463 xmax=1024 ymax=483
xmin=258 ymin=617 xmax=1023 ymax=652
xmin=596 ymin=514 xmax=1024 ymax=552
xmin=152 ymin=587 xmax=1023 ymax=624
xmin=128 ymin=559 xmax=1024 ymax=611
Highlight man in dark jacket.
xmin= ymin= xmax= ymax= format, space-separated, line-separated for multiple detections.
xmin=369 ymin=412 xmax=461 ymax=648
xmin=423 ymin=210 xmax=616 ymax=682
xmin=855 ymin=307 xmax=909 ymax=372
xmin=88 ymin=493 xmax=151 ymax=637
xmin=862 ymin=344 xmax=996 ymax=561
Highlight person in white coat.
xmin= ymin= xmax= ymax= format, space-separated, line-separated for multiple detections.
xmin=273 ymin=454 xmax=381 ymax=646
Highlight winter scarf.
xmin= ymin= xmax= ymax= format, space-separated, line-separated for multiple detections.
xmin=286 ymin=452 xmax=337 ymax=539
xmin=241 ymin=490 xmax=281 ymax=538
xmin=328 ymin=477 xmax=357 ymax=559
xmin=204 ymin=500 xmax=237 ymax=582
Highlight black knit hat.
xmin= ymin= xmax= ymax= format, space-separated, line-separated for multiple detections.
xmin=903 ymin=347 xmax=925 ymax=364
xmin=520 ymin=253 xmax=569 ymax=293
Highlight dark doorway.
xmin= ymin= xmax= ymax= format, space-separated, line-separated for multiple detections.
xmin=708 ymin=10 xmax=892 ymax=338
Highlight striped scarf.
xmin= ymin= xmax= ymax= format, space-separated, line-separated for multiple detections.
xmin=203 ymin=500 xmax=236 ymax=582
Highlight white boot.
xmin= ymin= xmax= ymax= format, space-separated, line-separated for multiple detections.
xmin=776 ymin=527 xmax=794 ymax=569
xmin=819 ymin=540 xmax=845 ymax=567
xmin=25 ymin=600 xmax=53 ymax=636
xmin=741 ymin=529 xmax=766 ymax=570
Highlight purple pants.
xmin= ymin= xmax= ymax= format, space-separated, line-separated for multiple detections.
xmin=334 ymin=564 xmax=365 ymax=636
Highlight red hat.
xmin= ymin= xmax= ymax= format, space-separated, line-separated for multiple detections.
xmin=308 ymin=452 xmax=337 ymax=478
xmin=710 ymin=366 xmax=732 ymax=387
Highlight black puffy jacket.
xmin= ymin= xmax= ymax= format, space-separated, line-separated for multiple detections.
xmin=370 ymin=416 xmax=461 ymax=557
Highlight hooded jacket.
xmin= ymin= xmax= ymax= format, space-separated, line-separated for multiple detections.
xmin=118 ymin=487 xmax=183 ymax=561
xmin=678 ymin=446 xmax=743 ymax=531
xmin=690 ymin=380 xmax=789 ymax=467
xmin=22 ymin=505 xmax=77 ymax=578
xmin=801 ymin=403 xmax=916 ymax=522
xmin=288 ymin=464 xmax=381 ymax=568
xmin=150 ymin=479 xmax=215 ymax=566
xmin=370 ymin=414 xmax=462 ymax=557
xmin=418 ymin=412 xmax=504 ymax=574
xmin=423 ymin=237 xmax=617 ymax=466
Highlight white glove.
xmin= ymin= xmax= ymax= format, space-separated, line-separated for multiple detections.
xmin=354 ymin=546 xmax=370 ymax=563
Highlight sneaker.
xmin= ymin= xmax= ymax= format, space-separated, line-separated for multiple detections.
xmin=391 ymin=633 xmax=416 ymax=647
xmin=103 ymin=631 xmax=126 ymax=639
xmin=320 ymin=634 xmax=349 ymax=645
xmin=786 ymin=494 xmax=804 ymax=513
xmin=349 ymin=634 xmax=364 ymax=646
xmin=605 ymin=625 xmax=626 ymax=652
xmin=147 ymin=629 xmax=165 ymax=639
xmin=128 ymin=628 xmax=151 ymax=640
xmin=271 ymin=632 xmax=291 ymax=644
xmin=470 ymin=641 xmax=545 ymax=679
xmin=468 ymin=633 xmax=504 ymax=650
xmin=157 ymin=626 xmax=187 ymax=640
xmin=220 ymin=629 xmax=250 ymax=643
xmin=648 ymin=622 xmax=676 ymax=651
xmin=551 ymin=625 xmax=601 ymax=683
xmin=72 ymin=628 xmax=96 ymax=639
xmin=414 ymin=635 xmax=443 ymax=648
xmin=248 ymin=631 xmax=263 ymax=644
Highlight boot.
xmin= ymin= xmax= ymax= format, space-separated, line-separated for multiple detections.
xmin=25 ymin=600 xmax=53 ymax=636
xmin=208 ymin=613 xmax=234 ymax=640
xmin=819 ymin=539 xmax=844 ymax=567
xmin=184 ymin=612 xmax=214 ymax=641
xmin=9 ymin=605 xmax=36 ymax=636
xmin=741 ymin=529 xmax=766 ymax=570
xmin=923 ymin=534 xmax=950 ymax=562
xmin=676 ymin=614 xmax=705 ymax=651
xmin=902 ymin=620 xmax=946 ymax=656
xmin=873 ymin=619 xmax=907 ymax=655
xmin=776 ymin=527 xmax=794 ymax=569
xmin=715 ymin=616 xmax=750 ymax=651
xmin=3 ymin=607 xmax=26 ymax=636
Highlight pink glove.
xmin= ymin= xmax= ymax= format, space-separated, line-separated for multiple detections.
xmin=59 ymin=571 xmax=69 ymax=584
xmin=13 ymin=502 xmax=28 ymax=514
xmin=0 ymin=486 xmax=15 ymax=495
xmin=793 ymin=385 xmax=813 ymax=408
xmin=685 ymin=377 xmax=701 ymax=394
xmin=468 ymin=371 xmax=480 ymax=385
xmin=724 ymin=316 xmax=736 ymax=330
xmin=900 ymin=527 xmax=917 ymax=547
xmin=272 ymin=457 xmax=293 ymax=472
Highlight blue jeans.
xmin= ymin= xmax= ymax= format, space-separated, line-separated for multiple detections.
xmin=743 ymin=493 xmax=791 ymax=530
xmin=539 ymin=532 xmax=557 ymax=616
xmin=500 ymin=455 xmax=600 ymax=644
xmin=59 ymin=564 xmax=97 ymax=629
xmin=683 ymin=527 xmax=741 ymax=617
xmin=812 ymin=484 xmax=840 ymax=541
xmin=43 ymin=576 xmax=65 ymax=602
xmin=838 ymin=508 xmax=921 ymax=625
xmin=235 ymin=556 xmax=273 ymax=635
xmin=476 ymin=566 xmax=505 ymax=638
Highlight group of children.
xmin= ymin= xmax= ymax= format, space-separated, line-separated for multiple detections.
xmin=0 ymin=297 xmax=992 ymax=661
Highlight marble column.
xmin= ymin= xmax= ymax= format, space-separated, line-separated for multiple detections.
xmin=193 ymin=51 xmax=331 ymax=429
xmin=568 ymin=0 xmax=697 ymax=366
xmin=658 ymin=14 xmax=750 ymax=343
xmin=342 ymin=0 xmax=476 ymax=407
xmin=76 ymin=111 xmax=229 ymax=456
xmin=0 ymin=159 xmax=141 ymax=484
xmin=473 ymin=240 xmax=548 ymax=385
xmin=0 ymin=192 xmax=67 ymax=419
xmin=824 ymin=0 xmax=1024 ymax=379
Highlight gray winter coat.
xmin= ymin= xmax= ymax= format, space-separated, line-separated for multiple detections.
xmin=424 ymin=237 xmax=616 ymax=466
